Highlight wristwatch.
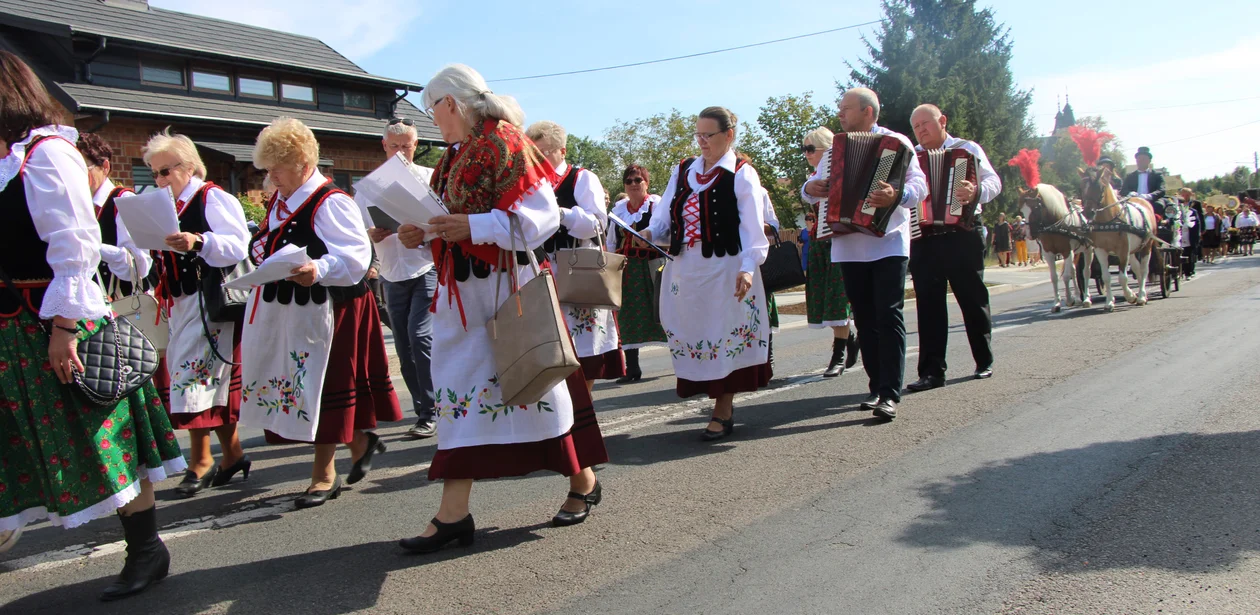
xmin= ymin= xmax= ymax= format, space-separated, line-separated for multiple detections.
xmin=191 ymin=234 xmax=205 ymax=252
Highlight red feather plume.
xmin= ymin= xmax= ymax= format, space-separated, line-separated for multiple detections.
xmin=1067 ymin=125 xmax=1115 ymax=167
xmin=1007 ymin=149 xmax=1041 ymax=188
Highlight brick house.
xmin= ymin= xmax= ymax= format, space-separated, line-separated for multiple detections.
xmin=0 ymin=0 xmax=442 ymax=209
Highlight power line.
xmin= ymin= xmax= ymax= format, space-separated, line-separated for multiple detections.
xmin=1150 ymin=118 xmax=1260 ymax=147
xmin=1033 ymin=94 xmax=1260 ymax=118
xmin=487 ymin=20 xmax=884 ymax=83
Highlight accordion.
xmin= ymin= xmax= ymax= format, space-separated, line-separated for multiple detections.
xmin=825 ymin=132 xmax=913 ymax=237
xmin=813 ymin=148 xmax=835 ymax=239
xmin=916 ymin=148 xmax=979 ymax=233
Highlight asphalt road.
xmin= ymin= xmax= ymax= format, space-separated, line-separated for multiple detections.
xmin=2 ymin=256 xmax=1258 ymax=615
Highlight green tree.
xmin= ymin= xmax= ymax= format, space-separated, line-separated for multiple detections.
xmin=740 ymin=92 xmax=838 ymax=229
xmin=565 ymin=134 xmax=620 ymax=195
xmin=846 ymin=0 xmax=1035 ymax=223
xmin=413 ymin=144 xmax=445 ymax=168
xmin=1039 ymin=116 xmax=1127 ymax=200
xmin=1189 ymin=166 xmax=1254 ymax=196
xmin=602 ymin=109 xmax=698 ymax=197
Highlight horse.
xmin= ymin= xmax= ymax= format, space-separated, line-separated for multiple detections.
xmin=1079 ymin=166 xmax=1158 ymax=311
xmin=1020 ymin=183 xmax=1092 ymax=312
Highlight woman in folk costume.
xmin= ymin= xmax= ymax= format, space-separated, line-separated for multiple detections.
xmin=142 ymin=129 xmax=252 ymax=497
xmin=643 ymin=106 xmax=772 ymax=441
xmin=0 ymin=51 xmax=185 ymax=601
xmin=394 ymin=64 xmax=608 ymax=552
xmin=755 ymin=169 xmax=780 ymax=365
xmin=605 ymin=164 xmax=667 ymax=383
xmin=799 ymin=127 xmax=857 ymax=377
xmin=75 ymin=133 xmax=153 ymax=298
xmin=239 ymin=117 xmax=400 ymax=509
xmin=524 ymin=120 xmax=625 ymax=392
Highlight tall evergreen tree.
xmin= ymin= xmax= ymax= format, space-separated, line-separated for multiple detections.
xmin=847 ymin=0 xmax=1035 ymax=221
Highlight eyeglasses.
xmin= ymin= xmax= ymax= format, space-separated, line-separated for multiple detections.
xmin=799 ymin=144 xmax=818 ymax=154
xmin=388 ymin=117 xmax=415 ymax=127
xmin=695 ymin=131 xmax=723 ymax=142
xmin=623 ymin=177 xmax=645 ymax=185
xmin=154 ymin=162 xmax=183 ymax=178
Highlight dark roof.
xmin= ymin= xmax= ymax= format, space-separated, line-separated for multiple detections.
xmin=55 ymin=82 xmax=442 ymax=142
xmin=0 ymin=0 xmax=422 ymax=90
xmin=195 ymin=140 xmax=333 ymax=167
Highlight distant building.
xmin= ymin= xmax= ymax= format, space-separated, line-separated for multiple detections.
xmin=1038 ymin=97 xmax=1077 ymax=163
xmin=0 ymin=0 xmax=442 ymax=201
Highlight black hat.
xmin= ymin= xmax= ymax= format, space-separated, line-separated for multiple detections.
xmin=1097 ymin=156 xmax=1115 ymax=168
xmin=1135 ymin=146 xmax=1152 ymax=158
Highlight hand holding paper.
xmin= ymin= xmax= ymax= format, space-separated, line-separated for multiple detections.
xmin=224 ymin=245 xmax=311 ymax=292
xmin=114 ymin=190 xmax=181 ymax=252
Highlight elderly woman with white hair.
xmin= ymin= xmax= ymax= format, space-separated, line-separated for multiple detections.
xmin=799 ymin=126 xmax=857 ymax=377
xmin=394 ymin=64 xmax=608 ymax=553
xmin=239 ymin=117 xmax=400 ymax=509
xmin=142 ymin=128 xmax=252 ymax=497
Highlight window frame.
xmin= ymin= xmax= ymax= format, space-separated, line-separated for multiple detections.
xmin=280 ymin=81 xmax=317 ymax=104
xmin=342 ymin=90 xmax=373 ymax=110
xmin=189 ymin=66 xmax=233 ymax=94
xmin=236 ymin=74 xmax=277 ymax=100
xmin=138 ymin=57 xmax=186 ymax=89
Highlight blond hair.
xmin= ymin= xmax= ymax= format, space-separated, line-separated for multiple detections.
xmin=802 ymin=126 xmax=834 ymax=150
xmin=524 ymin=120 xmax=566 ymax=152
xmin=253 ymin=117 xmax=320 ymax=170
xmin=142 ymin=127 xmax=206 ymax=178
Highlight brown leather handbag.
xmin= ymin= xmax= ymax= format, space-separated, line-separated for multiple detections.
xmin=552 ymin=223 xmax=627 ymax=309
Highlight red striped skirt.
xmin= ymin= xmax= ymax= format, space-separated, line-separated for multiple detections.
xmin=428 ymin=369 xmax=608 ymax=480
xmin=161 ymin=323 xmax=242 ymax=430
xmin=676 ymin=361 xmax=772 ymax=399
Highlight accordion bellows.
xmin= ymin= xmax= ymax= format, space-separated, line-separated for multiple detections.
xmin=823 ymin=132 xmax=913 ymax=238
xmin=917 ymin=147 xmax=979 ymax=232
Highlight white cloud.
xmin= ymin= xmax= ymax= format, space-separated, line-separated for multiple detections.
xmin=1024 ymin=39 xmax=1260 ymax=181
xmin=149 ymin=0 xmax=421 ymax=61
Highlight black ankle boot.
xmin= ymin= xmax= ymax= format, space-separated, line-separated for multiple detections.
xmin=100 ymin=506 xmax=170 ymax=602
xmin=824 ymin=337 xmax=846 ymax=377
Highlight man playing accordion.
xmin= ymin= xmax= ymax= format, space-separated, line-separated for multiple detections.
xmin=801 ymin=88 xmax=927 ymax=420
xmin=905 ymin=104 xmax=1002 ymax=392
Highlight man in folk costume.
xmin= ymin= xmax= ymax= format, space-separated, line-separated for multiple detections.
xmin=904 ymin=104 xmax=1002 ymax=392
xmin=604 ymin=164 xmax=667 ymax=383
xmin=369 ymin=118 xmax=439 ymax=440
xmin=802 ymin=88 xmax=927 ymax=420
xmin=239 ymin=118 xmax=401 ymax=508
xmin=524 ymin=121 xmax=625 ymax=393
xmin=76 ymin=133 xmax=153 ymax=298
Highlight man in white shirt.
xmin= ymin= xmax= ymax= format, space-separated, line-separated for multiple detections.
xmin=369 ymin=118 xmax=437 ymax=439
xmin=905 ymin=104 xmax=1002 ymax=392
xmin=801 ymin=87 xmax=928 ymax=420
xmin=1120 ymin=147 xmax=1165 ymax=204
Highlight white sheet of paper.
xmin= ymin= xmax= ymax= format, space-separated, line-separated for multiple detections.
xmin=353 ymin=154 xmax=447 ymax=227
xmin=113 ymin=189 xmax=181 ymax=251
xmin=223 ymin=245 xmax=311 ymax=291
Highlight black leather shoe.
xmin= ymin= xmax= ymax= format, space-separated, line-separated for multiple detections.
xmin=405 ymin=418 xmax=437 ymax=440
xmin=399 ymin=515 xmax=475 ymax=553
xmin=174 ymin=465 xmax=219 ymax=497
xmin=859 ymin=394 xmax=880 ymax=410
xmin=347 ymin=432 xmax=386 ymax=485
xmin=615 ymin=373 xmax=643 ymax=384
xmin=974 ymin=367 xmax=993 ymax=380
xmin=100 ymin=506 xmax=169 ymax=602
xmin=552 ymin=481 xmax=602 ymax=527
xmin=295 ymin=477 xmax=342 ymax=509
xmin=823 ymin=337 xmax=846 ymax=378
xmin=872 ymin=397 xmax=897 ymax=420
xmin=701 ymin=414 xmax=735 ymax=441
xmin=845 ymin=331 xmax=860 ymax=369
xmin=906 ymin=376 xmax=945 ymax=392
xmin=210 ymin=455 xmax=252 ymax=487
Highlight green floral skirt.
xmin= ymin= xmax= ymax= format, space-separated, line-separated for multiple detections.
xmin=805 ymin=238 xmax=852 ymax=327
xmin=617 ymin=258 xmax=667 ymax=348
xmin=767 ymin=292 xmax=779 ymax=329
xmin=0 ymin=311 xmax=186 ymax=531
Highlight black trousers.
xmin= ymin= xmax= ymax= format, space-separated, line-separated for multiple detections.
xmin=909 ymin=231 xmax=993 ymax=380
xmin=840 ymin=256 xmax=908 ymax=402
xmin=1183 ymin=242 xmax=1198 ymax=277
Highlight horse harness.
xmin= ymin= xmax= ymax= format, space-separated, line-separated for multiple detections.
xmin=1032 ymin=204 xmax=1092 ymax=245
xmin=1089 ymin=197 xmax=1153 ymax=238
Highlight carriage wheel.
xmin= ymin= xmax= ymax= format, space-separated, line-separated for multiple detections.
xmin=1159 ymin=265 xmax=1170 ymax=298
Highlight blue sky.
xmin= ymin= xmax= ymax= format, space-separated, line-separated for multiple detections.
xmin=154 ymin=0 xmax=1260 ymax=181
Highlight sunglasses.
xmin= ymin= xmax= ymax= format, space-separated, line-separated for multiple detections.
xmin=154 ymin=162 xmax=183 ymax=178
xmin=799 ymin=145 xmax=818 ymax=154
xmin=388 ymin=117 xmax=415 ymax=127
xmin=623 ymin=177 xmax=645 ymax=185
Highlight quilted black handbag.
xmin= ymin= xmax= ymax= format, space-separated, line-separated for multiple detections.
xmin=198 ymin=258 xmax=254 ymax=323
xmin=0 ymin=266 xmax=158 ymax=407
xmin=760 ymin=234 xmax=807 ymax=293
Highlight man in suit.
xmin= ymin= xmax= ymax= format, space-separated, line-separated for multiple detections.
xmin=1120 ymin=146 xmax=1165 ymax=203
xmin=1179 ymin=188 xmax=1201 ymax=277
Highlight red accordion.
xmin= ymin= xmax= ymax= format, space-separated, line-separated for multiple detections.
xmin=916 ymin=147 xmax=979 ymax=233
xmin=825 ymin=132 xmax=913 ymax=237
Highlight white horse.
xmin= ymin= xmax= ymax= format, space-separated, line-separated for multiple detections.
xmin=1080 ymin=167 xmax=1157 ymax=312
xmin=1020 ymin=184 xmax=1092 ymax=312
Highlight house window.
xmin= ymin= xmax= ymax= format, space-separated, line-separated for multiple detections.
xmin=191 ymin=69 xmax=231 ymax=93
xmin=281 ymin=82 xmax=315 ymax=103
xmin=238 ymin=76 xmax=276 ymax=99
xmin=343 ymin=91 xmax=372 ymax=110
xmin=140 ymin=59 xmax=184 ymax=87
xmin=131 ymin=163 xmax=157 ymax=192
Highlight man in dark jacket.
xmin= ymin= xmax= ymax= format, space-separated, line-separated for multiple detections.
xmin=1120 ymin=146 xmax=1165 ymax=203
xmin=1180 ymin=188 xmax=1202 ymax=277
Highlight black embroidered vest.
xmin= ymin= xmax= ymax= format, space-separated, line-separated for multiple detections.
xmin=98 ymin=185 xmax=136 ymax=296
xmin=158 ymin=182 xmax=217 ymax=298
xmin=614 ymin=200 xmax=658 ymax=260
xmin=0 ymin=135 xmax=61 ymax=314
xmin=667 ymin=157 xmax=745 ymax=258
xmin=250 ymin=180 xmax=367 ymax=306
xmin=542 ymin=165 xmax=581 ymax=253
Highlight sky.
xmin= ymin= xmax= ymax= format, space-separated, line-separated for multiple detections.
xmin=152 ymin=0 xmax=1260 ymax=182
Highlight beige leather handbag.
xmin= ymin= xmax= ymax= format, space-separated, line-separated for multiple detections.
xmin=552 ymin=223 xmax=627 ymax=309
xmin=489 ymin=215 xmax=580 ymax=407
xmin=105 ymin=254 xmax=169 ymax=355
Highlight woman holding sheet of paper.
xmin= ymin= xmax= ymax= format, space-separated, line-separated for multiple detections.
xmin=239 ymin=117 xmax=401 ymax=509
xmin=142 ymin=129 xmax=253 ymax=497
xmin=76 ymin=132 xmax=153 ymax=297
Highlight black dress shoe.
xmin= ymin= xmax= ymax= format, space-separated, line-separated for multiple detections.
xmin=701 ymin=415 xmax=735 ymax=441
xmin=295 ymin=477 xmax=342 ymax=509
xmin=552 ymin=481 xmax=602 ymax=527
xmin=210 ymin=455 xmax=252 ymax=487
xmin=872 ymin=397 xmax=897 ymax=420
xmin=405 ymin=418 xmax=437 ymax=440
xmin=399 ymin=515 xmax=475 ymax=553
xmin=347 ymin=432 xmax=386 ymax=485
xmin=974 ymin=367 xmax=993 ymax=380
xmin=100 ymin=506 xmax=169 ymax=602
xmin=859 ymin=393 xmax=880 ymax=410
xmin=174 ymin=465 xmax=219 ymax=497
xmin=823 ymin=337 xmax=846 ymax=378
xmin=906 ymin=376 xmax=945 ymax=392
xmin=615 ymin=373 xmax=643 ymax=384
